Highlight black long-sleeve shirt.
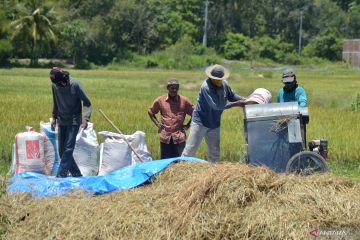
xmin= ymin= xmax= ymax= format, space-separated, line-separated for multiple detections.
xmin=52 ymin=77 xmax=92 ymax=126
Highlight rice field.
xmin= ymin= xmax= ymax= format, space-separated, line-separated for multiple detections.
xmin=0 ymin=66 xmax=359 ymax=179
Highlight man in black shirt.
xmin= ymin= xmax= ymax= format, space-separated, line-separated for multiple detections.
xmin=50 ymin=67 xmax=92 ymax=177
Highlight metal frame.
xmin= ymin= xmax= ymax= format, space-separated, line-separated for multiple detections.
xmin=243 ymin=102 xmax=327 ymax=174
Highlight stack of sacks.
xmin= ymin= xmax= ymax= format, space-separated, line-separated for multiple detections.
xmin=10 ymin=123 xmax=152 ymax=177
xmin=40 ymin=121 xmax=99 ymax=176
xmin=98 ymin=131 xmax=152 ymax=176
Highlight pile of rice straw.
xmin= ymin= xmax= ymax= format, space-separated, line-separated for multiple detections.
xmin=1 ymin=162 xmax=360 ymax=239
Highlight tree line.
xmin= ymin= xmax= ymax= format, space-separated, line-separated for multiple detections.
xmin=0 ymin=0 xmax=359 ymax=68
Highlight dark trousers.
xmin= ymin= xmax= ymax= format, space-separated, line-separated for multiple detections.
xmin=57 ymin=125 xmax=82 ymax=177
xmin=160 ymin=138 xmax=185 ymax=159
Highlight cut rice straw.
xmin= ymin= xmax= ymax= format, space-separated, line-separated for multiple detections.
xmin=1 ymin=162 xmax=360 ymax=240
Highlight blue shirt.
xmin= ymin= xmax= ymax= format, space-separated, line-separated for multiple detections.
xmin=277 ymin=86 xmax=307 ymax=107
xmin=192 ymin=79 xmax=245 ymax=128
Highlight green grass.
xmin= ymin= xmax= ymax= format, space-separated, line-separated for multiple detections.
xmin=0 ymin=65 xmax=359 ymax=180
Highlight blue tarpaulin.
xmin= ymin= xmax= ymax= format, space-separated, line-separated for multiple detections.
xmin=7 ymin=157 xmax=207 ymax=197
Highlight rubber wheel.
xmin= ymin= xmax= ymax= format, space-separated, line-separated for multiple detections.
xmin=286 ymin=151 xmax=328 ymax=176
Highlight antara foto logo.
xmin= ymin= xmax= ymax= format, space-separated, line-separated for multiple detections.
xmin=309 ymin=228 xmax=319 ymax=238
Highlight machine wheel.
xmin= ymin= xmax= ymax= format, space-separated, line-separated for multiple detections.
xmin=286 ymin=151 xmax=328 ymax=176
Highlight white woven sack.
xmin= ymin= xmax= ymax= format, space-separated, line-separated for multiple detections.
xmin=98 ymin=139 xmax=131 ymax=176
xmin=126 ymin=131 xmax=153 ymax=164
xmin=73 ymin=122 xmax=99 ymax=176
xmin=40 ymin=121 xmax=60 ymax=175
xmin=15 ymin=128 xmax=46 ymax=174
xmin=98 ymin=131 xmax=152 ymax=176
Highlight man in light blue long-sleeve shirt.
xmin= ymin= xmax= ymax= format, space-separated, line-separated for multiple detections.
xmin=277 ymin=69 xmax=307 ymax=107
xmin=182 ymin=64 xmax=246 ymax=163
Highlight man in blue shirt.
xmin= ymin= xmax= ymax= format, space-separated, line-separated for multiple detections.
xmin=277 ymin=69 xmax=307 ymax=107
xmin=181 ymin=64 xmax=246 ymax=163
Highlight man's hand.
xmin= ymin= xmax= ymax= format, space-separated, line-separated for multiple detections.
xmin=244 ymin=100 xmax=258 ymax=105
xmin=156 ymin=122 xmax=164 ymax=130
xmin=224 ymin=103 xmax=233 ymax=109
xmin=237 ymin=100 xmax=247 ymax=107
xmin=231 ymin=100 xmax=247 ymax=108
xmin=81 ymin=119 xmax=89 ymax=129
xmin=51 ymin=118 xmax=57 ymax=131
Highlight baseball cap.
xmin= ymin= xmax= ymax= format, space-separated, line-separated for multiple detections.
xmin=282 ymin=69 xmax=296 ymax=83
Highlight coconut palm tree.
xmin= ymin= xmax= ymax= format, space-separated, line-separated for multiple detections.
xmin=11 ymin=0 xmax=56 ymax=66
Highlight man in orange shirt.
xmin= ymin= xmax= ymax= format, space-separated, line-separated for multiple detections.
xmin=148 ymin=79 xmax=194 ymax=159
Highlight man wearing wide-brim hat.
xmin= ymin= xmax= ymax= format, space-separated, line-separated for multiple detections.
xmin=181 ymin=64 xmax=247 ymax=163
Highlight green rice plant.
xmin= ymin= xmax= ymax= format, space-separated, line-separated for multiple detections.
xmin=351 ymin=93 xmax=360 ymax=111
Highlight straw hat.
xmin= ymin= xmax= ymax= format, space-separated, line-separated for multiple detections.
xmin=245 ymin=88 xmax=272 ymax=104
xmin=205 ymin=64 xmax=230 ymax=80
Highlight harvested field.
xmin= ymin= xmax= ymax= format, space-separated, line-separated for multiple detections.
xmin=1 ymin=162 xmax=360 ymax=239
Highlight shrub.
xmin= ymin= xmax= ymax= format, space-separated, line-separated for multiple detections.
xmin=190 ymin=47 xmax=221 ymax=66
xmin=146 ymin=37 xmax=221 ymax=69
xmin=166 ymin=35 xmax=195 ymax=69
xmin=0 ymin=39 xmax=13 ymax=65
xmin=284 ymin=52 xmax=303 ymax=65
xmin=105 ymin=38 xmax=221 ymax=70
xmin=222 ymin=33 xmax=253 ymax=60
xmin=75 ymin=59 xmax=92 ymax=69
xmin=146 ymin=59 xmax=158 ymax=68
xmin=302 ymin=30 xmax=343 ymax=61
xmin=256 ymin=36 xmax=293 ymax=62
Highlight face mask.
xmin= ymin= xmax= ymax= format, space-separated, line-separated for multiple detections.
xmin=211 ymin=79 xmax=222 ymax=87
xmin=283 ymin=82 xmax=296 ymax=91
xmin=51 ymin=76 xmax=69 ymax=87
xmin=58 ymin=79 xmax=69 ymax=87
xmin=50 ymin=69 xmax=69 ymax=87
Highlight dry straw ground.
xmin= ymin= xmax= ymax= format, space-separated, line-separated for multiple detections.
xmin=1 ymin=161 xmax=360 ymax=240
